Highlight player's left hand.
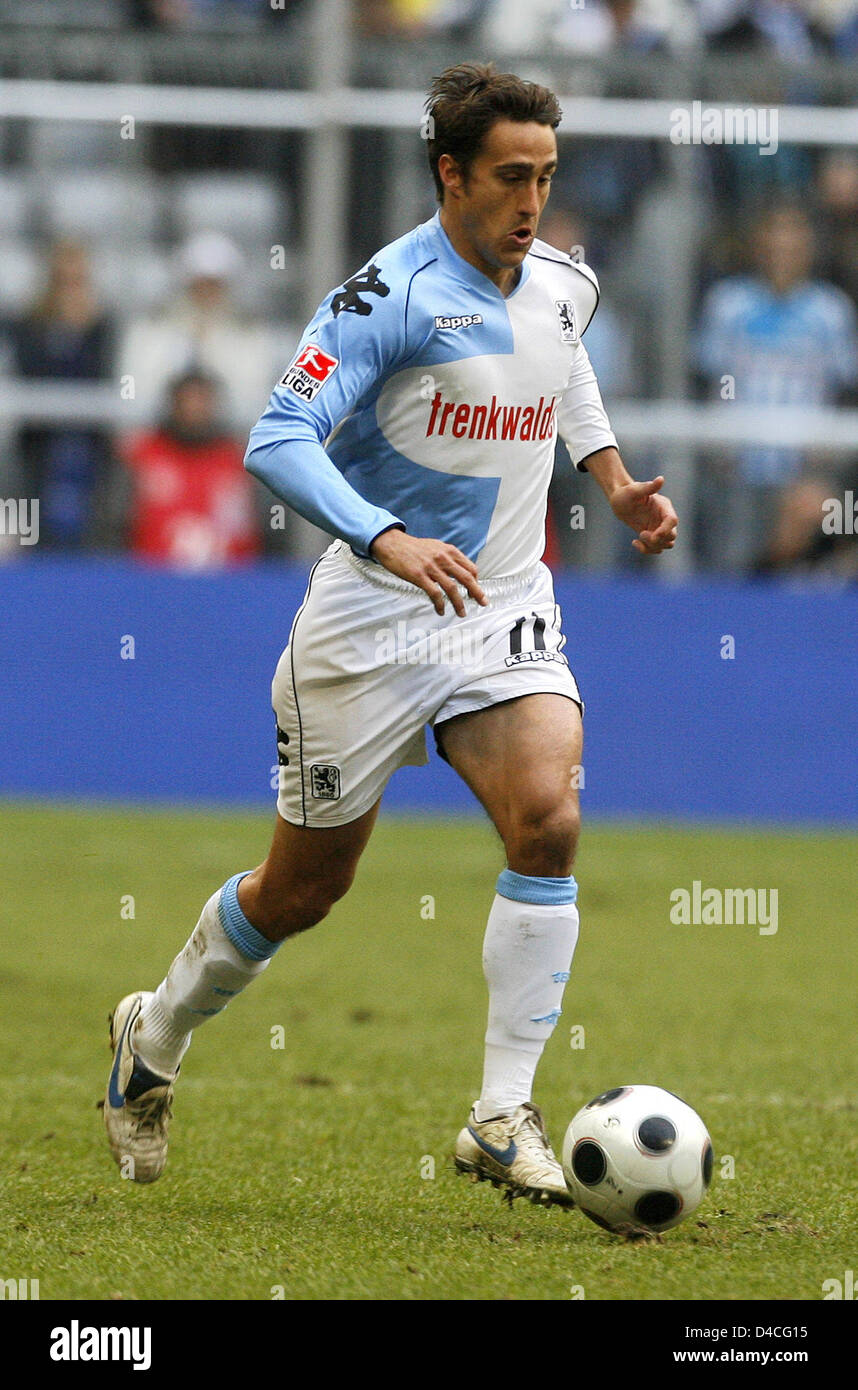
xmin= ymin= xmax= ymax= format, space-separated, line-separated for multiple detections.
xmin=610 ymin=476 xmax=678 ymax=555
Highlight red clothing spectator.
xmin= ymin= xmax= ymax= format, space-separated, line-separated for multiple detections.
xmin=123 ymin=371 xmax=261 ymax=568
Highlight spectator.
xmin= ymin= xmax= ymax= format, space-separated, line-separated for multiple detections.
xmin=699 ymin=1 xmax=823 ymax=208
xmin=752 ymin=474 xmax=833 ymax=573
xmin=356 ymin=0 xmax=490 ymax=35
xmin=694 ymin=201 xmax=858 ymax=571
xmin=753 ymin=464 xmax=858 ymax=581
xmin=478 ymin=5 xmax=669 ymax=260
xmin=126 ymin=0 xmax=191 ymax=25
xmin=119 ymin=231 xmax=277 ymax=434
xmin=9 ymin=240 xmax=116 ymax=550
xmin=701 ymin=0 xmax=829 ymax=55
xmin=479 ymin=0 xmax=672 ymax=53
xmin=127 ymin=0 xmax=270 ymax=27
xmin=815 ymin=150 xmax=858 ymax=309
xmin=830 ymin=1 xmax=858 ymax=56
xmin=119 ymin=370 xmax=262 ymax=569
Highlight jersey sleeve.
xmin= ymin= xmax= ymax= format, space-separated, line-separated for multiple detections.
xmin=556 ymin=337 xmax=618 ymax=472
xmin=244 ymin=259 xmax=407 ymax=557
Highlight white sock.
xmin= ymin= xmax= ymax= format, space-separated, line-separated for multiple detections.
xmin=473 ymin=870 xmax=579 ymax=1123
xmin=133 ymin=872 xmax=280 ymax=1077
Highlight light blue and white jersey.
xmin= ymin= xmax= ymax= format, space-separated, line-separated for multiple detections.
xmin=246 ymin=211 xmax=617 ymax=578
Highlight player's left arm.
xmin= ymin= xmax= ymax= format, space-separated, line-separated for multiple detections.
xmin=557 ymin=331 xmax=677 ymax=556
xmin=582 ymin=445 xmax=678 ymax=555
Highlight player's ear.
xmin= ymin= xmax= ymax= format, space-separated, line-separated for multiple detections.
xmin=438 ymin=153 xmax=464 ymax=200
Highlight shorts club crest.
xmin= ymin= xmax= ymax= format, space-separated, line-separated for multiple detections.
xmin=310 ymin=764 xmax=342 ymax=801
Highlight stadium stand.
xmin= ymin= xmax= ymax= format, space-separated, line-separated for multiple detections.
xmin=1 ymin=0 xmax=857 ymax=574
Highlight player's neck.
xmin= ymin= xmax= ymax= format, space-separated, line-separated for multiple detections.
xmin=438 ymin=208 xmax=521 ymax=298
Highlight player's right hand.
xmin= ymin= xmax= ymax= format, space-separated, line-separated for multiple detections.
xmin=369 ymin=529 xmax=488 ymax=616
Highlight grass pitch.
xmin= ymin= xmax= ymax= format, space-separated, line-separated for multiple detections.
xmin=0 ymin=801 xmax=855 ymax=1301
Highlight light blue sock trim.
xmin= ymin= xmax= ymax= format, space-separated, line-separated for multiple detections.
xmin=496 ymin=869 xmax=578 ymax=906
xmin=218 ymin=872 xmax=282 ymax=962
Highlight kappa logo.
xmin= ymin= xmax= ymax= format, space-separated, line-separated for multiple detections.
xmin=505 ymin=649 xmax=568 ymax=669
xmin=555 ymin=299 xmax=578 ymax=343
xmin=503 ymin=612 xmax=568 ymax=669
xmin=434 ymin=314 xmax=483 ymax=331
xmin=280 ymin=343 xmax=339 ymax=401
xmin=332 ymin=263 xmax=390 ymax=317
xmin=310 ymin=764 xmax=341 ymax=800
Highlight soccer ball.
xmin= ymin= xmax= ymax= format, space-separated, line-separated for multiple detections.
xmin=561 ymin=1085 xmax=713 ymax=1235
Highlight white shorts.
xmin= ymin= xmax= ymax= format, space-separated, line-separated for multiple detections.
xmin=272 ymin=541 xmax=583 ymax=827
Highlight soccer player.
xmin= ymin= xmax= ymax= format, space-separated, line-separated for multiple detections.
xmin=105 ymin=63 xmax=677 ymax=1204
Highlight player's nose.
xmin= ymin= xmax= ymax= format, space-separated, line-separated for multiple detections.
xmin=519 ymin=182 xmax=541 ymax=217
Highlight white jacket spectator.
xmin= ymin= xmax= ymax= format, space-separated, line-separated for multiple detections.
xmin=119 ymin=231 xmax=278 ymax=434
xmin=479 ymin=0 xmax=681 ymax=53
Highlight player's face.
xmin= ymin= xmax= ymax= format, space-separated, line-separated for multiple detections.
xmin=442 ymin=119 xmax=558 ymax=282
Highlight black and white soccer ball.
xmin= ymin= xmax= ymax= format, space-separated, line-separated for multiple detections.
xmin=561 ymin=1085 xmax=714 ymax=1235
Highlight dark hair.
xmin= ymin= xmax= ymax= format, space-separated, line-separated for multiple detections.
xmin=425 ymin=62 xmax=562 ymax=203
xmin=168 ymin=368 xmax=220 ymax=397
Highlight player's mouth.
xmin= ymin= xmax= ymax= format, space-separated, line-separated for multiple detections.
xmin=506 ymin=226 xmax=534 ymax=248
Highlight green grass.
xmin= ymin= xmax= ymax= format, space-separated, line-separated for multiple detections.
xmin=1 ymin=801 xmax=855 ymax=1301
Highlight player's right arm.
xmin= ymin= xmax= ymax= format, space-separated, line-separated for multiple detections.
xmin=244 ymin=274 xmax=405 ymax=560
xmin=244 ymin=259 xmax=485 ymax=612
xmin=368 ymin=528 xmax=486 ymax=616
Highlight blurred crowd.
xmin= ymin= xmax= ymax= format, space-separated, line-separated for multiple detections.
xmin=117 ymin=0 xmax=858 ymax=55
xmin=1 ymin=0 xmax=857 ymax=579
xmin=1 ymin=232 xmax=288 ymax=565
xmin=3 ymin=1 xmax=855 ymax=53
xmin=544 ymin=189 xmax=858 ymax=579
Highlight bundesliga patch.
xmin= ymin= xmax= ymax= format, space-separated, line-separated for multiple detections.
xmin=310 ymin=763 xmax=341 ymax=800
xmin=280 ymin=343 xmax=339 ymax=401
xmin=433 ymin=313 xmax=483 ymax=331
xmin=555 ymin=300 xmax=578 ymax=343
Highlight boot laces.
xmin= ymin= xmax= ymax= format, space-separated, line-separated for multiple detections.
xmin=509 ymin=1103 xmax=555 ymax=1156
xmin=131 ymin=1089 xmax=172 ymax=1133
